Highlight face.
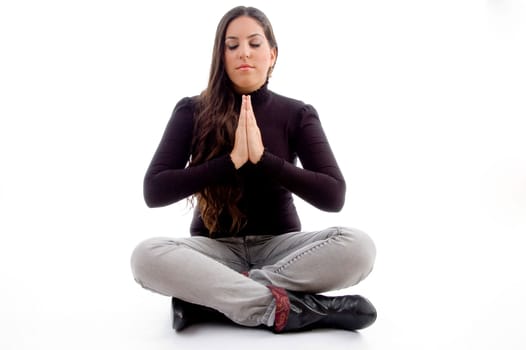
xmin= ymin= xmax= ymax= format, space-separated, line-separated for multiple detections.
xmin=224 ymin=16 xmax=277 ymax=94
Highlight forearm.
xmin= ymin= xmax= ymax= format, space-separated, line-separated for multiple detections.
xmin=144 ymin=154 xmax=236 ymax=207
xmin=257 ymin=150 xmax=346 ymax=212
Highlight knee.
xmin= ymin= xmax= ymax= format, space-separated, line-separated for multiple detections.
xmin=335 ymin=227 xmax=376 ymax=283
xmin=130 ymin=237 xmax=171 ymax=286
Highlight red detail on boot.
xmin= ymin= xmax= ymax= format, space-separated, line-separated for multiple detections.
xmin=267 ymin=286 xmax=290 ymax=332
xmin=241 ymin=271 xmax=249 ymax=277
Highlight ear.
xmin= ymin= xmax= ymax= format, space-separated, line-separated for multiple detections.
xmin=269 ymin=47 xmax=277 ymax=67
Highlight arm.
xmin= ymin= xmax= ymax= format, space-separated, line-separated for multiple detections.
xmin=258 ymin=105 xmax=346 ymax=212
xmin=143 ymin=98 xmax=236 ymax=207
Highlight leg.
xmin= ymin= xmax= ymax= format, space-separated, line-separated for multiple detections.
xmin=130 ymin=236 xmax=275 ymax=327
xmin=248 ymin=227 xmax=377 ymax=332
xmin=249 ymin=226 xmax=376 ymax=293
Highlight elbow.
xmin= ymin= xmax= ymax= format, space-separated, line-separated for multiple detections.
xmin=144 ymin=189 xmax=173 ymax=208
xmin=309 ymin=179 xmax=345 ymax=212
xmin=324 ymin=194 xmax=345 ymax=212
xmin=144 ymin=196 xmax=158 ymax=208
xmin=143 ymin=174 xmax=184 ymax=208
xmin=143 ymin=188 xmax=160 ymax=208
xmin=312 ymin=190 xmax=345 ymax=212
xmin=143 ymin=176 xmax=164 ymax=208
xmin=333 ymin=199 xmax=345 ymax=212
xmin=325 ymin=180 xmax=346 ymax=212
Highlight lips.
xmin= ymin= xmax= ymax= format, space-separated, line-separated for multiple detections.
xmin=237 ymin=64 xmax=254 ymax=70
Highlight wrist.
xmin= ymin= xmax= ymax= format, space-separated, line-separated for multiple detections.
xmin=230 ymin=153 xmax=244 ymax=169
xmin=253 ymin=148 xmax=265 ymax=164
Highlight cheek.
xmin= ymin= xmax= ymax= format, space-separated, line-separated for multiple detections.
xmin=224 ymin=57 xmax=238 ymax=82
xmin=224 ymin=51 xmax=238 ymax=69
xmin=224 ymin=54 xmax=233 ymax=71
xmin=257 ymin=51 xmax=272 ymax=67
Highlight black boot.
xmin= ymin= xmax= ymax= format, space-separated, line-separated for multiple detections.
xmin=268 ymin=287 xmax=377 ymax=333
xmin=171 ymin=297 xmax=233 ymax=331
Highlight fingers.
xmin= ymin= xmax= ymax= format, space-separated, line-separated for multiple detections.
xmin=230 ymin=96 xmax=249 ymax=169
xmin=245 ymin=95 xmax=264 ymax=164
xmin=239 ymin=95 xmax=248 ymax=128
xmin=231 ymin=95 xmax=264 ymax=168
xmin=245 ymin=95 xmax=256 ymax=126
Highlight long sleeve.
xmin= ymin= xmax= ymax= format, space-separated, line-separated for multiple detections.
xmin=143 ymin=98 xmax=236 ymax=207
xmin=257 ymin=104 xmax=346 ymax=212
xmin=143 ymin=87 xmax=346 ymax=237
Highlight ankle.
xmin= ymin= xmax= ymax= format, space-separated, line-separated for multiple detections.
xmin=266 ymin=286 xmax=290 ymax=332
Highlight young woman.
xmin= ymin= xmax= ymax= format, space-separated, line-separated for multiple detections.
xmin=131 ymin=6 xmax=377 ymax=333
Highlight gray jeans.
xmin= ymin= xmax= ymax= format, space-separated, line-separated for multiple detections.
xmin=130 ymin=226 xmax=376 ymax=327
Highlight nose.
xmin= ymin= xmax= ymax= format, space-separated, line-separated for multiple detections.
xmin=239 ymin=43 xmax=250 ymax=59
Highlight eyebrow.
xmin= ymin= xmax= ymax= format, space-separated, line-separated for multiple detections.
xmin=225 ymin=33 xmax=264 ymax=40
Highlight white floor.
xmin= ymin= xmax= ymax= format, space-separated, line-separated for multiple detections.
xmin=1 ymin=1 xmax=526 ymax=349
xmin=2 ymin=137 xmax=525 ymax=350
xmin=2 ymin=208 xmax=526 ymax=350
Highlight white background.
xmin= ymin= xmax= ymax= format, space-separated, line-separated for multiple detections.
xmin=1 ymin=0 xmax=525 ymax=349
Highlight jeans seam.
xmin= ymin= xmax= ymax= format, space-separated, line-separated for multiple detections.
xmin=274 ymin=241 xmax=328 ymax=274
xmin=272 ymin=229 xmax=344 ymax=274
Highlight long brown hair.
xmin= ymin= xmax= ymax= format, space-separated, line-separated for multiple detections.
xmin=190 ymin=6 xmax=278 ymax=234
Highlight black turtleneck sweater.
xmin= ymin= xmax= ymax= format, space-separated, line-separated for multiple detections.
xmin=144 ymin=85 xmax=346 ymax=237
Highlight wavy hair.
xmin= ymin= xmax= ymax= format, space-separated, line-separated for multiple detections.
xmin=190 ymin=6 xmax=278 ymax=234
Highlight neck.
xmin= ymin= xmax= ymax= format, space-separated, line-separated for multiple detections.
xmin=234 ymin=82 xmax=270 ymax=106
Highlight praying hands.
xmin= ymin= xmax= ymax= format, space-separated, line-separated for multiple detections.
xmin=230 ymin=95 xmax=264 ymax=169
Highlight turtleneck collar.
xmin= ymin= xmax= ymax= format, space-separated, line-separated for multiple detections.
xmin=234 ymin=82 xmax=271 ymax=108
